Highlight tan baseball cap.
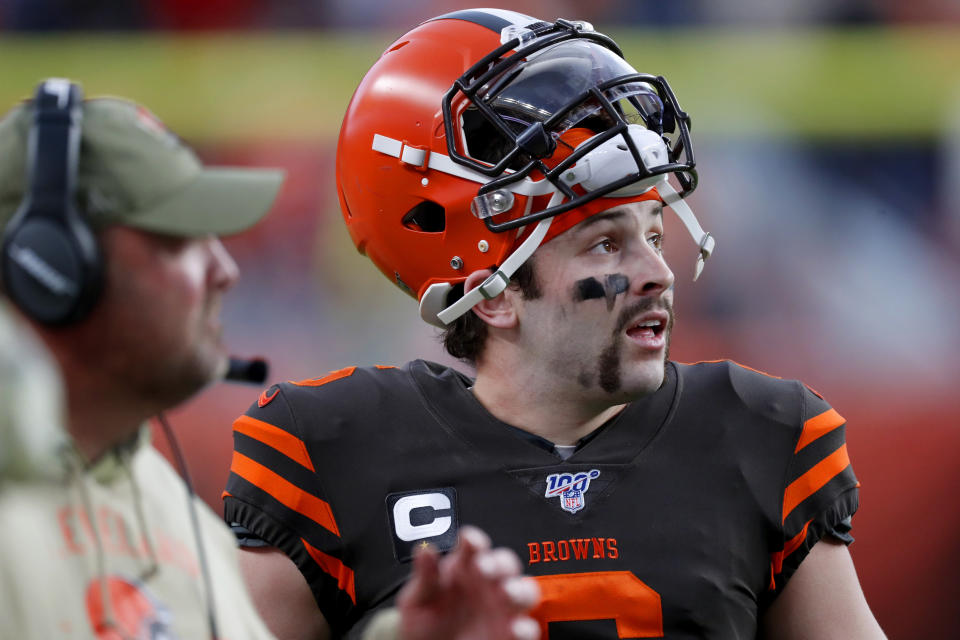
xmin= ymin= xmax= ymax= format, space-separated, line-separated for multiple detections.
xmin=0 ymin=96 xmax=283 ymax=235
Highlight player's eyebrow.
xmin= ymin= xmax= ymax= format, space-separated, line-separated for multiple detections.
xmin=576 ymin=202 xmax=664 ymax=231
xmin=578 ymin=210 xmax=628 ymax=230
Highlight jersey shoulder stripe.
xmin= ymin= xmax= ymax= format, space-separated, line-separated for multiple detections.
xmin=234 ymin=414 xmax=315 ymax=472
xmin=769 ymin=519 xmax=813 ymax=589
xmin=794 ymin=407 xmax=844 ymax=453
xmin=678 ymin=357 xmax=783 ymax=378
xmin=301 ymin=537 xmax=356 ymax=605
xmin=783 ymin=389 xmax=858 ymax=529
xmin=290 ymin=364 xmax=395 ymax=388
xmin=291 ymin=366 xmax=358 ymax=387
xmin=228 ymin=450 xmax=340 ymax=537
xmin=782 ymin=443 xmax=851 ymax=521
xmin=769 ymin=485 xmax=858 ymax=594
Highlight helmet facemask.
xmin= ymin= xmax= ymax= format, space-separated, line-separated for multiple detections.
xmin=444 ymin=26 xmax=698 ymax=234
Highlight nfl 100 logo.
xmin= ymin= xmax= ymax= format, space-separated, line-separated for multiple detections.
xmin=544 ymin=469 xmax=601 ymax=514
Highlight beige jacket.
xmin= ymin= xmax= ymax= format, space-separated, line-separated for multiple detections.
xmin=0 ymin=302 xmax=276 ymax=639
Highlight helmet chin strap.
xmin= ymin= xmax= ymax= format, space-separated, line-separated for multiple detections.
xmin=657 ymin=179 xmax=715 ymax=281
xmin=433 ymin=194 xmax=561 ymax=326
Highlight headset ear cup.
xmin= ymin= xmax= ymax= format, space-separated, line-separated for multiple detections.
xmin=1 ymin=212 xmax=102 ymax=325
xmin=1 ymin=79 xmax=103 ymax=326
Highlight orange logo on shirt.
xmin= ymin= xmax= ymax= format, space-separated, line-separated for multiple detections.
xmin=258 ymin=387 xmax=279 ymax=407
xmin=86 ymin=576 xmax=175 ymax=639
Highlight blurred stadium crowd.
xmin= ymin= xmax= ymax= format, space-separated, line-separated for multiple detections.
xmin=2 ymin=0 xmax=960 ymax=29
xmin=1 ymin=1 xmax=958 ymax=638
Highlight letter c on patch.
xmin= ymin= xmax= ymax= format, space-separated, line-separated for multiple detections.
xmin=392 ymin=493 xmax=452 ymax=541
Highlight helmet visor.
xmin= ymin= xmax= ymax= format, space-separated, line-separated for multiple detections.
xmin=487 ymin=40 xmax=664 ymax=131
xmin=463 ymin=40 xmax=667 ymax=165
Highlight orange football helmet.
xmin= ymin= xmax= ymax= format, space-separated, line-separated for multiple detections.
xmin=336 ymin=9 xmax=714 ymax=327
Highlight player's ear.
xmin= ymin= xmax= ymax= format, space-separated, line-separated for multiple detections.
xmin=464 ymin=268 xmax=517 ymax=329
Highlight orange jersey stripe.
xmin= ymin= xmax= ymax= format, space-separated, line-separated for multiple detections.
xmin=234 ymin=415 xmax=315 ymax=472
xmin=782 ymin=444 xmax=851 ymax=522
xmin=794 ymin=408 xmax=845 ymax=453
xmin=783 ymin=519 xmax=813 ymax=559
xmin=292 ymin=366 xmax=357 ymax=387
xmin=291 ymin=365 xmax=396 ymax=387
xmin=768 ymin=519 xmax=813 ymax=590
xmin=301 ymin=537 xmax=356 ymax=604
xmin=678 ymin=358 xmax=783 ymax=380
xmin=229 ymin=451 xmax=340 ymax=537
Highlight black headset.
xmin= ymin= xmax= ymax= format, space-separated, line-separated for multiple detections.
xmin=1 ymin=79 xmax=103 ymax=325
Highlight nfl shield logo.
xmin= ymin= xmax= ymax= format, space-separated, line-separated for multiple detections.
xmin=545 ymin=470 xmax=600 ymax=514
xmin=561 ymin=488 xmax=585 ymax=513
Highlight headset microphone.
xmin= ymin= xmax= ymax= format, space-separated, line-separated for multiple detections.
xmin=224 ymin=357 xmax=268 ymax=385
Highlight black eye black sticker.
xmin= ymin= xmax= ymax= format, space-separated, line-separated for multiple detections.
xmin=573 ymin=274 xmax=629 ymax=311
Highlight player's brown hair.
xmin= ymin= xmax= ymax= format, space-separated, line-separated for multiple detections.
xmin=441 ymin=259 xmax=540 ymax=363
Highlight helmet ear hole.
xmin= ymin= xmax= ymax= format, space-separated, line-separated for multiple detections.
xmin=402 ymin=201 xmax=446 ymax=233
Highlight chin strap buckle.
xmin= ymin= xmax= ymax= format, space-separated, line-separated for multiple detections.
xmin=694 ymin=232 xmax=714 ymax=281
xmin=479 ymin=270 xmax=510 ymax=299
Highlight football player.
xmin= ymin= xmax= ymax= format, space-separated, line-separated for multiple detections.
xmin=225 ymin=9 xmax=886 ymax=639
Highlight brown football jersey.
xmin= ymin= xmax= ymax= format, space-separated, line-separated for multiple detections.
xmin=224 ymin=359 xmax=858 ymax=639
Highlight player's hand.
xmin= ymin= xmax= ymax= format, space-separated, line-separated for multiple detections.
xmin=396 ymin=525 xmax=541 ymax=640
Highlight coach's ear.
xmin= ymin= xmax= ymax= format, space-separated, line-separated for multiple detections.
xmin=463 ymin=269 xmax=517 ymax=329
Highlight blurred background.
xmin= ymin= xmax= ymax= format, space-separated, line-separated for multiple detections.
xmin=1 ymin=1 xmax=958 ymax=637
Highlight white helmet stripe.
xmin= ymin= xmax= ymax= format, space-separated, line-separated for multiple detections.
xmin=371 ymin=133 xmax=556 ymax=196
xmin=427 ymin=9 xmax=539 ymax=33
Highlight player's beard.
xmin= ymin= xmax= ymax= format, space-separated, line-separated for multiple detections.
xmin=596 ymin=296 xmax=673 ymax=396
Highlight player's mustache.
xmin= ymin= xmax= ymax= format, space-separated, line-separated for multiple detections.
xmin=614 ymin=297 xmax=674 ymax=334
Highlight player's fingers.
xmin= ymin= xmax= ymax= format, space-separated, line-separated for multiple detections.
xmin=443 ymin=525 xmax=490 ymax=581
xmin=458 ymin=525 xmax=491 ymax=553
xmin=401 ymin=543 xmax=441 ymax=604
xmin=502 ymin=576 xmax=540 ymax=609
xmin=511 ymin=617 xmax=541 ymax=640
xmin=475 ymin=547 xmax=522 ymax=580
